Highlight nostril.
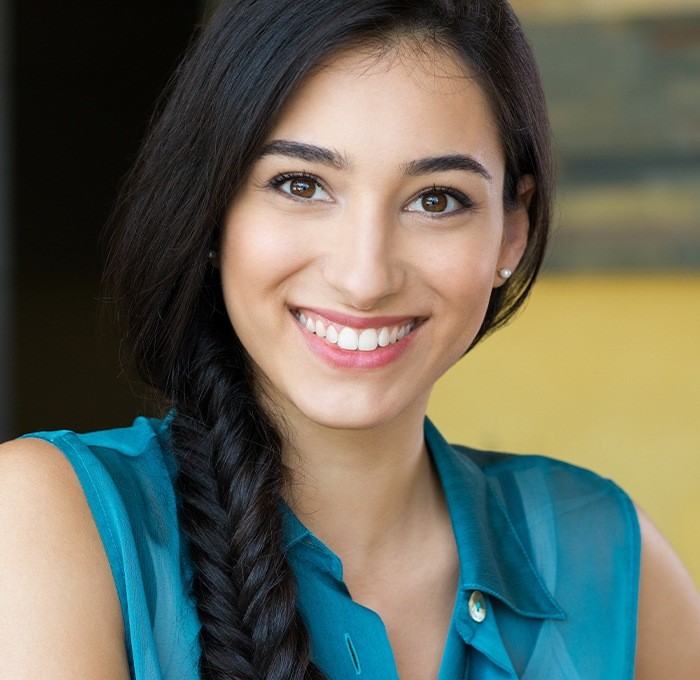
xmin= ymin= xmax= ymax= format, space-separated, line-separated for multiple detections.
xmin=344 ymin=633 xmax=362 ymax=675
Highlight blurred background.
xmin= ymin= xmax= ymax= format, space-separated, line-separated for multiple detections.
xmin=0 ymin=0 xmax=698 ymax=584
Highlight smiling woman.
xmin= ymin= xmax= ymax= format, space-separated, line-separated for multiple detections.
xmin=219 ymin=46 xmax=529 ymax=429
xmin=1 ymin=1 xmax=699 ymax=679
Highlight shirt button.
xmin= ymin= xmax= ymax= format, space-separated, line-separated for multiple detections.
xmin=469 ymin=590 xmax=487 ymax=623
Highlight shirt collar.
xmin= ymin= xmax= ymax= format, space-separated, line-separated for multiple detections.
xmin=424 ymin=417 xmax=564 ymax=621
xmin=281 ymin=418 xmax=564 ymax=621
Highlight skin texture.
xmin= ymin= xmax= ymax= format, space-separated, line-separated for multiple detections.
xmin=0 ymin=437 xmax=131 ymax=679
xmin=0 ymin=43 xmax=697 ymax=679
xmin=635 ymin=505 xmax=700 ymax=678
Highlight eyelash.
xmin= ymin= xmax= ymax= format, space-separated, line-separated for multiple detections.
xmin=267 ymin=172 xmax=475 ymax=215
xmin=417 ymin=185 xmax=475 ymax=214
xmin=267 ymin=172 xmax=329 ymax=201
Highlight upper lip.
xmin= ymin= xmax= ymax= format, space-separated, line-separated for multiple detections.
xmin=292 ymin=306 xmax=422 ymax=329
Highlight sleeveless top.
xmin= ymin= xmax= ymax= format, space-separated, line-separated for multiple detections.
xmin=22 ymin=416 xmax=640 ymax=679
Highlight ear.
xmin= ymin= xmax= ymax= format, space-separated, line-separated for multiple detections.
xmin=493 ymin=174 xmax=536 ymax=288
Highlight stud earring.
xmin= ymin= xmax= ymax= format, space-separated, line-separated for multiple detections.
xmin=207 ymin=249 xmax=220 ymax=269
xmin=497 ymin=267 xmax=512 ymax=280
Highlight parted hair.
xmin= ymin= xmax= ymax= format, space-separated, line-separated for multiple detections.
xmin=105 ymin=0 xmax=552 ymax=677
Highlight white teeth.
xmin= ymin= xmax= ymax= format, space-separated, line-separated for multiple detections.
xmin=337 ymin=327 xmax=359 ymax=350
xmin=295 ymin=311 xmax=417 ymax=352
xmin=325 ymin=325 xmax=338 ymax=344
xmin=378 ymin=327 xmax=390 ymax=347
xmin=358 ymin=328 xmax=378 ymax=351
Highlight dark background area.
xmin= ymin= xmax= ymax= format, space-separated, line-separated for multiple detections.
xmin=11 ymin=3 xmax=201 ymax=436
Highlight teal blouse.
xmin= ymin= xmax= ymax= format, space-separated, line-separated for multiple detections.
xmin=23 ymin=417 xmax=640 ymax=679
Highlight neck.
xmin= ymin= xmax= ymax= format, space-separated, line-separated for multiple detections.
xmin=281 ymin=402 xmax=446 ymax=573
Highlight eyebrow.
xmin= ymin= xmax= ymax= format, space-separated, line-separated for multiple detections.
xmin=258 ymin=139 xmax=492 ymax=181
xmin=258 ymin=140 xmax=347 ymax=169
xmin=402 ymin=154 xmax=492 ymax=181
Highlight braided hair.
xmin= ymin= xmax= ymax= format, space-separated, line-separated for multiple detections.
xmin=105 ymin=1 xmax=552 ymax=677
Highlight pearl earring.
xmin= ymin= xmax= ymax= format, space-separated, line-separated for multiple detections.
xmin=497 ymin=267 xmax=512 ymax=280
xmin=207 ymin=249 xmax=220 ymax=270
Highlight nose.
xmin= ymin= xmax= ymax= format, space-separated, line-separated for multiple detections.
xmin=322 ymin=210 xmax=404 ymax=310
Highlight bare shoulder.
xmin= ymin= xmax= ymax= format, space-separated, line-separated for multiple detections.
xmin=635 ymin=503 xmax=700 ymax=680
xmin=0 ymin=437 xmax=131 ymax=679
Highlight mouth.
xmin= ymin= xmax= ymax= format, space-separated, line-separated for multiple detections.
xmin=291 ymin=309 xmax=423 ymax=352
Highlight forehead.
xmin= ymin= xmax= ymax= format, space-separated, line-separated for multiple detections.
xmin=266 ymin=42 xmax=503 ymax=171
xmin=324 ymin=39 xmax=475 ymax=89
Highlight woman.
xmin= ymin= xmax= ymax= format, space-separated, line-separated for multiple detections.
xmin=1 ymin=0 xmax=699 ymax=678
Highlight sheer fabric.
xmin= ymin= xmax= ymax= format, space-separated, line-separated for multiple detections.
xmin=23 ymin=417 xmax=639 ymax=679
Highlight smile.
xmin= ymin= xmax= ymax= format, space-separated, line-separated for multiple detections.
xmin=293 ymin=310 xmax=419 ymax=352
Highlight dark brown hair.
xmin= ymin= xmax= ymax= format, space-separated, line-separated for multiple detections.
xmin=106 ymin=1 xmax=552 ymax=677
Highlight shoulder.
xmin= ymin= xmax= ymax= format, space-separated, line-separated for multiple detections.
xmin=458 ymin=445 xmax=641 ymax=583
xmin=452 ymin=444 xmax=642 ymax=668
xmin=635 ymin=505 xmax=700 ymax=679
xmin=454 ymin=443 xmax=637 ymax=521
xmin=0 ymin=436 xmax=131 ymax=677
xmin=451 ymin=443 xmax=641 ymax=571
xmin=13 ymin=417 xmax=178 ymax=578
xmin=456 ymin=444 xmax=700 ymax=675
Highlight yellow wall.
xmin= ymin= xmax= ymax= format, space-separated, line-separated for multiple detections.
xmin=428 ymin=274 xmax=700 ymax=587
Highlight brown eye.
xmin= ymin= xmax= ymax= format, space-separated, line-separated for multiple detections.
xmin=272 ymin=175 xmax=331 ymax=201
xmin=421 ymin=192 xmax=448 ymax=212
xmin=290 ymin=178 xmax=317 ymax=198
xmin=406 ymin=188 xmax=469 ymax=216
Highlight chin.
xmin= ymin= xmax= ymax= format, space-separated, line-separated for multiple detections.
xmin=303 ymin=405 xmax=393 ymax=432
xmin=289 ymin=391 xmax=414 ymax=433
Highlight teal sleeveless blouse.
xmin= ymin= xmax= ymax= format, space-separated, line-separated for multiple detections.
xmin=23 ymin=416 xmax=640 ymax=679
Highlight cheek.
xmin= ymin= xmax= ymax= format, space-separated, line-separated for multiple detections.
xmin=421 ymin=229 xmax=503 ymax=303
xmin=446 ymin=273 xmax=495 ymax=345
xmin=417 ymin=228 xmax=503 ymax=351
xmin=219 ymin=211 xmax=310 ymax=316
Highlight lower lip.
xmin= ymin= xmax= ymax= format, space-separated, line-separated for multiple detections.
xmin=292 ymin=314 xmax=418 ymax=370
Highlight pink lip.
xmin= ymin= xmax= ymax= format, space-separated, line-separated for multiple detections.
xmin=290 ymin=311 xmax=420 ymax=370
xmin=294 ymin=306 xmax=418 ymax=330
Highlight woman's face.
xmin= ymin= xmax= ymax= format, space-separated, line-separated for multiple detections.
xmin=220 ymin=44 xmax=531 ymax=432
